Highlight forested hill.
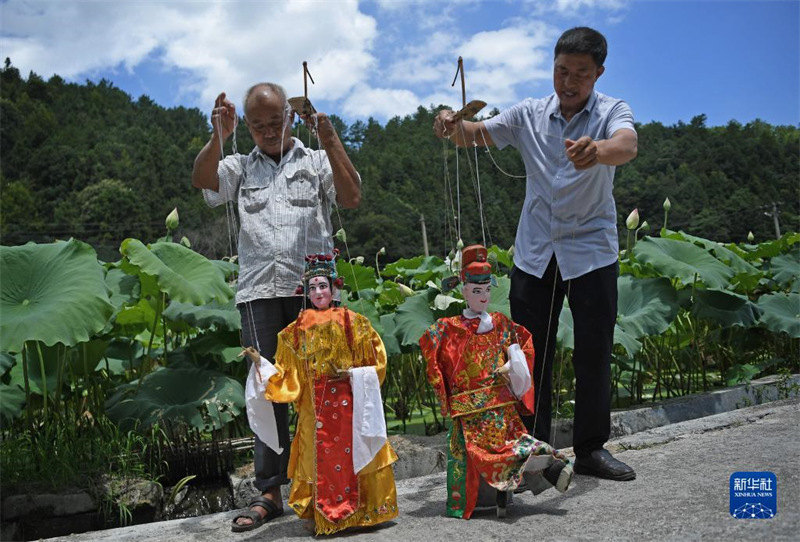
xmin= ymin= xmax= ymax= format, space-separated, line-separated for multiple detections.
xmin=2 ymin=62 xmax=797 ymax=261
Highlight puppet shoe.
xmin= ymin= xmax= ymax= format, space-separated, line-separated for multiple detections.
xmin=574 ymin=449 xmax=636 ymax=481
xmin=521 ymin=471 xmax=553 ymax=495
xmin=543 ymin=459 xmax=573 ymax=492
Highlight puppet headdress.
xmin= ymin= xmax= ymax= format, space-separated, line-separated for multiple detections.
xmin=295 ymin=249 xmax=343 ymax=295
xmin=442 ymin=244 xmax=497 ymax=292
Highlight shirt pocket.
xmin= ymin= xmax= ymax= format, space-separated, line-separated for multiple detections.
xmin=240 ymin=182 xmax=270 ymax=214
xmin=285 ymin=167 xmax=320 ymax=208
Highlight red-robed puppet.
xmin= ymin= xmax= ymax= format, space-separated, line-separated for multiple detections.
xmin=419 ymin=244 xmax=572 ymax=519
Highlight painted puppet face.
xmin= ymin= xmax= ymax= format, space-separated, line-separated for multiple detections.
xmin=308 ymin=276 xmax=333 ymax=310
xmin=463 ymin=282 xmax=491 ymax=313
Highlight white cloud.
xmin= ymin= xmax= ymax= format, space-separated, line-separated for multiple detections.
xmin=553 ymin=0 xmax=626 ymax=15
xmin=341 ymin=85 xmax=421 ymax=118
xmin=0 ymin=0 xmax=628 ymax=122
xmin=0 ymin=0 xmax=377 ymax=112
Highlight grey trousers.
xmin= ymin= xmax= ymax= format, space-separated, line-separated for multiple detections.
xmin=238 ymin=297 xmax=304 ymax=493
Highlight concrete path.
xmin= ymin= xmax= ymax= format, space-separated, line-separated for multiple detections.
xmin=49 ymin=397 xmax=799 ymax=541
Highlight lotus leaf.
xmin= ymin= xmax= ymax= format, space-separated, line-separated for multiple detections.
xmin=114 ymin=298 xmax=158 ymax=334
xmin=767 ymin=250 xmax=799 ymax=289
xmin=0 ymin=240 xmax=114 ymax=352
xmin=486 ymin=276 xmax=511 ymax=317
xmin=382 ymin=256 xmax=447 ymax=285
xmin=376 ymin=281 xmax=408 ymax=309
xmin=691 ymin=288 xmax=759 ymax=328
xmin=212 ymin=259 xmax=239 ymax=281
xmin=0 ymin=383 xmax=25 ymax=422
xmin=663 ymin=230 xmax=760 ymax=276
xmin=433 ymin=294 xmax=462 ymax=311
xmin=70 ymin=338 xmax=111 ymax=376
xmin=98 ymin=339 xmax=143 ymax=375
xmin=8 ymin=342 xmax=62 ymax=396
xmin=163 ymin=299 xmax=241 ymax=331
xmin=394 ymin=289 xmax=437 ymax=346
xmin=555 ymin=284 xmax=647 ymax=357
xmin=487 ymin=245 xmax=513 ymax=270
xmin=1 ymin=352 xmax=16 ymax=378
xmin=120 ymin=239 xmax=233 ymax=305
xmin=343 ymin=298 xmax=384 ymax=336
xmin=617 ymin=276 xmax=678 ymax=338
xmin=379 ymin=314 xmax=402 ymax=356
xmin=336 ymin=260 xmax=378 ymax=291
xmin=633 ymin=237 xmax=735 ymax=289
xmin=185 ymin=329 xmax=241 ymax=359
xmin=756 ymin=293 xmax=800 ymax=338
xmin=106 ymin=366 xmax=245 ymax=431
xmin=105 ymin=267 xmax=141 ymax=311
xmin=724 ymin=363 xmax=761 ymax=386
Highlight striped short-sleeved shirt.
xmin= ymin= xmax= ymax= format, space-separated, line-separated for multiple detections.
xmin=484 ymin=91 xmax=636 ymax=280
xmin=203 ymin=138 xmax=338 ymax=303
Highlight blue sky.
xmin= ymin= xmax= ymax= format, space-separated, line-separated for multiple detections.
xmin=1 ymin=0 xmax=798 ymax=128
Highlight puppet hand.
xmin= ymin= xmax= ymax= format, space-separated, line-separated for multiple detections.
xmin=239 ymin=346 xmax=261 ymax=365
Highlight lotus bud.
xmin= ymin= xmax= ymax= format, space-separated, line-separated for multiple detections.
xmin=456 ymin=238 xmax=464 ymax=250
xmin=397 ymin=283 xmax=414 ymax=297
xmin=354 ymin=256 xmax=365 ymax=265
xmin=747 ymin=231 xmax=755 ymax=242
xmin=507 ymin=245 xmax=514 ymax=258
xmin=447 ymin=249 xmax=456 ymax=262
xmin=663 ymin=198 xmax=671 ymax=212
xmin=334 ymin=228 xmax=347 ymax=243
xmin=180 ymin=236 xmax=191 ymax=248
xmin=378 ymin=247 xmax=386 ymax=256
xmin=639 ymin=221 xmax=650 ymax=232
xmin=165 ymin=207 xmax=179 ymax=231
xmin=487 ymin=252 xmax=498 ymax=265
xmin=625 ymin=208 xmax=639 ymax=230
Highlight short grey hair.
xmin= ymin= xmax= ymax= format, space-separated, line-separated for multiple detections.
xmin=243 ymin=82 xmax=289 ymax=117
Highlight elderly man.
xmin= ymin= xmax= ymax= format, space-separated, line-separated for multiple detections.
xmin=192 ymin=83 xmax=361 ymax=531
xmin=433 ymin=27 xmax=638 ymax=482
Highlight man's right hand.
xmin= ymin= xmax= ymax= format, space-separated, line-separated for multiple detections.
xmin=212 ymin=92 xmax=237 ymax=141
xmin=433 ymin=109 xmax=458 ymax=139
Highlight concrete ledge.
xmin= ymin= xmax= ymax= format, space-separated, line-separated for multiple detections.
xmin=548 ymin=373 xmax=800 ymax=448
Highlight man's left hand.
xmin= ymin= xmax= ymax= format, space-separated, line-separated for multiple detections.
xmin=565 ymin=136 xmax=599 ymax=170
xmin=299 ymin=112 xmax=335 ymax=140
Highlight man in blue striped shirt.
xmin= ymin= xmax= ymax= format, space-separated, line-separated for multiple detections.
xmin=434 ymin=27 xmax=638 ymax=482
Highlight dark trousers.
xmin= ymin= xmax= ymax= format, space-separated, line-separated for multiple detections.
xmin=509 ymin=256 xmax=618 ymax=457
xmin=238 ymin=297 xmax=304 ymax=493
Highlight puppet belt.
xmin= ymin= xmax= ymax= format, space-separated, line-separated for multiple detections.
xmin=450 ymin=384 xmax=516 ymax=418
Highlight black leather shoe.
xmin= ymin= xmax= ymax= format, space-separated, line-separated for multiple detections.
xmin=574 ymin=449 xmax=636 ymax=481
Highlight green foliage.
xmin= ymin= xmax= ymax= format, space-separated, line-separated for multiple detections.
xmin=0 ymin=239 xmax=114 ymax=352
xmin=106 ymin=366 xmax=245 ymax=432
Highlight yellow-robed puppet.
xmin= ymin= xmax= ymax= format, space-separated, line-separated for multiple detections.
xmin=243 ymin=250 xmax=397 ymax=535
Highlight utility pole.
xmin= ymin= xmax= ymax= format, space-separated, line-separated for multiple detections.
xmin=764 ymin=201 xmax=782 ymax=239
xmin=420 ymin=214 xmax=429 ymax=257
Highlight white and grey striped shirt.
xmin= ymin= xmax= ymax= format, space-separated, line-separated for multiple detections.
xmin=203 ymin=138 xmax=338 ymax=304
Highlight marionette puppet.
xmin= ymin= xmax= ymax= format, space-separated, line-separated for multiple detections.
xmin=419 ymin=244 xmax=573 ymax=520
xmin=242 ymin=250 xmax=398 ymax=535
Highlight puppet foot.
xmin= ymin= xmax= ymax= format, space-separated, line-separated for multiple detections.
xmin=496 ymin=490 xmax=508 ymax=518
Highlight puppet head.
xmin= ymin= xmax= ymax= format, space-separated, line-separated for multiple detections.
xmin=460 ymin=245 xmax=494 ymax=313
xmin=295 ymin=249 xmax=343 ymax=309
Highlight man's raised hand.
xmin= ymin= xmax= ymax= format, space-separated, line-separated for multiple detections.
xmin=211 ymin=92 xmax=237 ymax=141
xmin=433 ymin=109 xmax=458 ymax=139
